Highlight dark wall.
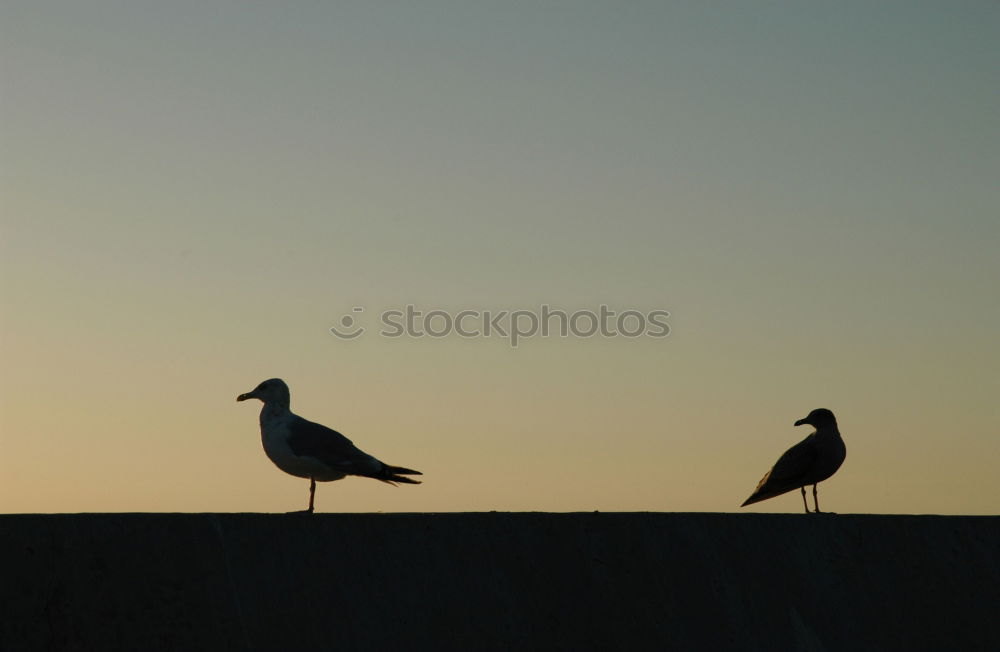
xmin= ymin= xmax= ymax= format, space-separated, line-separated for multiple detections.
xmin=2 ymin=513 xmax=998 ymax=651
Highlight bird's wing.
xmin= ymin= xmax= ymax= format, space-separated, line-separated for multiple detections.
xmin=742 ymin=434 xmax=817 ymax=505
xmin=285 ymin=415 xmax=380 ymax=475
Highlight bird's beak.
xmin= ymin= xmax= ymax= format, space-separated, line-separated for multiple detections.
xmin=794 ymin=417 xmax=808 ymax=426
xmin=236 ymin=392 xmax=254 ymax=402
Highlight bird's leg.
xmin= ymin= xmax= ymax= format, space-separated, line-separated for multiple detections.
xmin=812 ymin=484 xmax=821 ymax=513
xmin=307 ymin=478 xmax=316 ymax=514
xmin=800 ymin=486 xmax=809 ymax=513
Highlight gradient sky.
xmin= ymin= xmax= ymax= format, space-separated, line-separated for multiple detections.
xmin=2 ymin=2 xmax=998 ymax=514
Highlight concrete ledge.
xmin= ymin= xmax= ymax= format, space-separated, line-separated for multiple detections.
xmin=2 ymin=513 xmax=998 ymax=651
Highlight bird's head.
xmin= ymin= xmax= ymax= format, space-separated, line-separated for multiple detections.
xmin=237 ymin=378 xmax=290 ymax=407
xmin=794 ymin=408 xmax=837 ymax=429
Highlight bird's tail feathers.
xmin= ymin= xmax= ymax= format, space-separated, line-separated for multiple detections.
xmin=378 ymin=463 xmax=422 ymax=485
xmin=740 ymin=482 xmax=799 ymax=507
xmin=741 ymin=492 xmax=771 ymax=507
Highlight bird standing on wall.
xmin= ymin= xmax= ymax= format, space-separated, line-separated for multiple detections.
xmin=741 ymin=408 xmax=846 ymax=513
xmin=237 ymin=378 xmax=421 ymax=513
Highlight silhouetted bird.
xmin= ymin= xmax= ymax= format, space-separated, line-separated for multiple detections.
xmin=741 ymin=408 xmax=846 ymax=513
xmin=237 ymin=378 xmax=421 ymax=513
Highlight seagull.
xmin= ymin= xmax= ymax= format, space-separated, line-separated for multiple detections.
xmin=740 ymin=408 xmax=846 ymax=513
xmin=237 ymin=378 xmax=421 ymax=513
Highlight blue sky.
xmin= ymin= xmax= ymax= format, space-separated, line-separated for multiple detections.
xmin=2 ymin=2 xmax=998 ymax=513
